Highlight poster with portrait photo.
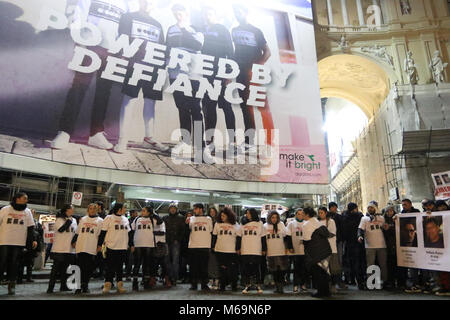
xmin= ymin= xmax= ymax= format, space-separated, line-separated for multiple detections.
xmin=432 ymin=170 xmax=450 ymax=200
xmin=396 ymin=211 xmax=450 ymax=272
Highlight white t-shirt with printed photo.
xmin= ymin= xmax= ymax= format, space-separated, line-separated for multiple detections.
xmin=358 ymin=215 xmax=386 ymax=249
xmin=0 ymin=206 xmax=35 ymax=246
xmin=188 ymin=216 xmax=213 ymax=248
xmin=101 ymin=214 xmax=130 ymax=250
xmin=131 ymin=217 xmax=155 ymax=248
xmin=238 ymin=221 xmax=265 ymax=256
xmin=319 ymin=219 xmax=337 ymax=253
xmin=76 ymin=215 xmax=103 ymax=255
xmin=264 ymin=222 xmax=287 ymax=257
xmin=213 ymin=223 xmax=240 ymax=253
xmin=286 ymin=219 xmax=305 ymax=255
xmin=52 ymin=217 xmax=77 ymax=254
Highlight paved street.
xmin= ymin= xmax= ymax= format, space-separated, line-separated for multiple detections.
xmin=1 ymin=279 xmax=449 ymax=300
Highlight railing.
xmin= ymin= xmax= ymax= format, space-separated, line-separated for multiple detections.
xmin=317 ymin=24 xmax=389 ymax=33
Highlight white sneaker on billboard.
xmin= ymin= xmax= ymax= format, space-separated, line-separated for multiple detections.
xmin=172 ymin=141 xmax=191 ymax=155
xmin=88 ymin=132 xmax=113 ymax=150
xmin=143 ymin=137 xmax=169 ymax=152
xmin=50 ymin=131 xmax=70 ymax=149
xmin=113 ymin=138 xmax=128 ymax=154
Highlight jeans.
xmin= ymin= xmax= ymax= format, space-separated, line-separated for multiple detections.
xmin=105 ymin=248 xmax=127 ymax=283
xmin=366 ymin=248 xmax=388 ymax=282
xmin=165 ymin=241 xmax=181 ymax=281
xmin=189 ymin=248 xmax=210 ymax=285
xmin=133 ymin=247 xmax=154 ymax=280
xmin=215 ymin=252 xmax=239 ymax=287
xmin=293 ymin=255 xmax=308 ymax=286
xmin=344 ymin=241 xmax=366 ymax=285
xmin=48 ymin=252 xmax=76 ymax=290
xmin=241 ymin=255 xmax=262 ymax=286
xmin=76 ymin=252 xmax=96 ymax=288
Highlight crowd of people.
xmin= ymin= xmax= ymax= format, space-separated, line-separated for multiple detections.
xmin=0 ymin=192 xmax=449 ymax=298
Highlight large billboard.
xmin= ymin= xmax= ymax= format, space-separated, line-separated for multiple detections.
xmin=0 ymin=0 xmax=327 ymax=184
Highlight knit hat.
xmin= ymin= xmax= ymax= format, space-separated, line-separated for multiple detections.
xmin=368 ymin=200 xmax=378 ymax=210
xmin=347 ymin=202 xmax=358 ymax=212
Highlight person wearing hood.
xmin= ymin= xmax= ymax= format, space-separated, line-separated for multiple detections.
xmin=0 ymin=193 xmax=37 ymax=295
xmin=357 ymin=201 xmax=388 ymax=290
xmin=286 ymin=208 xmax=308 ymax=293
xmin=342 ymin=202 xmax=366 ymax=289
xmin=302 ymin=207 xmax=332 ymax=298
xmin=163 ymin=203 xmax=185 ymax=286
xmin=263 ymin=211 xmax=288 ymax=294
xmin=72 ymin=203 xmax=104 ymax=294
xmin=46 ymin=204 xmax=77 ymax=294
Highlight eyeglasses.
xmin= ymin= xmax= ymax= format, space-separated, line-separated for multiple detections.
xmin=407 ymin=229 xmax=415 ymax=233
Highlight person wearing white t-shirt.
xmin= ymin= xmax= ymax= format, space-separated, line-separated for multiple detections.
xmin=72 ymin=203 xmax=103 ymax=294
xmin=264 ymin=211 xmax=288 ymax=294
xmin=358 ymin=201 xmax=388 ymax=288
xmin=98 ymin=203 xmax=131 ymax=294
xmin=303 ymin=207 xmax=332 ymax=298
xmin=149 ymin=209 xmax=168 ymax=289
xmin=187 ymin=203 xmax=213 ymax=291
xmin=286 ymin=208 xmax=308 ymax=293
xmin=47 ymin=204 xmax=77 ymax=294
xmin=236 ymin=208 xmax=267 ymax=294
xmin=211 ymin=207 xmax=240 ymax=292
xmin=318 ymin=207 xmax=340 ymax=294
xmin=129 ymin=206 xmax=157 ymax=291
xmin=0 ymin=193 xmax=37 ymax=295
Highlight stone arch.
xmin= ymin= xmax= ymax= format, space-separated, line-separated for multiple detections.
xmin=318 ymin=53 xmax=391 ymax=118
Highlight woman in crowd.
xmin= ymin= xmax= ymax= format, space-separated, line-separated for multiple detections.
xmin=72 ymin=203 xmax=103 ymax=294
xmin=212 ymin=207 xmax=240 ymax=291
xmin=98 ymin=203 xmax=130 ymax=294
xmin=286 ymin=208 xmax=308 ymax=293
xmin=318 ymin=207 xmax=340 ymax=294
xmin=264 ymin=211 xmax=288 ymax=294
xmin=150 ymin=209 xmax=168 ymax=288
xmin=207 ymin=207 xmax=220 ymax=289
xmin=303 ymin=207 xmax=332 ymax=298
xmin=129 ymin=206 xmax=156 ymax=291
xmin=237 ymin=208 xmax=266 ymax=294
xmin=0 ymin=192 xmax=37 ymax=295
xmin=47 ymin=204 xmax=77 ymax=294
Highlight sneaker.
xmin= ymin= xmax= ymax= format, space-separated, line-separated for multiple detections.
xmin=202 ymin=149 xmax=216 ymax=164
xmin=88 ymin=132 xmax=113 ymax=150
xmin=242 ymin=286 xmax=250 ymax=294
xmin=113 ymin=138 xmax=128 ymax=153
xmin=299 ymin=285 xmax=308 ymax=293
xmin=405 ymin=286 xmax=422 ymax=293
xmin=206 ymin=142 xmax=215 ymax=153
xmin=257 ymin=286 xmax=263 ymax=294
xmin=172 ymin=141 xmax=192 ymax=155
xmin=143 ymin=137 xmax=169 ymax=152
xmin=435 ymin=289 xmax=450 ymax=296
xmin=50 ymin=131 xmax=70 ymax=149
xmin=293 ymin=285 xmax=299 ymax=293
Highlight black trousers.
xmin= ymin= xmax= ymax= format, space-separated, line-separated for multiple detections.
xmin=310 ymin=264 xmax=331 ymax=296
xmin=59 ymin=46 xmax=113 ymax=136
xmin=293 ymin=255 xmax=308 ymax=286
xmin=344 ymin=241 xmax=366 ymax=285
xmin=133 ymin=247 xmax=154 ymax=280
xmin=216 ymin=252 xmax=239 ymax=286
xmin=17 ymin=248 xmax=35 ymax=282
xmin=105 ymin=248 xmax=127 ymax=283
xmin=241 ymin=255 xmax=262 ymax=286
xmin=202 ymin=79 xmax=236 ymax=144
xmin=95 ymin=251 xmax=105 ymax=277
xmin=236 ymin=72 xmax=255 ymax=145
xmin=188 ymin=248 xmax=209 ymax=285
xmin=48 ymin=252 xmax=76 ymax=289
xmin=76 ymin=252 xmax=96 ymax=287
xmin=125 ymin=248 xmax=133 ymax=277
xmin=0 ymin=245 xmax=22 ymax=282
xmin=171 ymin=78 xmax=204 ymax=150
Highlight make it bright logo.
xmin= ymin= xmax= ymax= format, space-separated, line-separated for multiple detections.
xmin=279 ymin=153 xmax=321 ymax=171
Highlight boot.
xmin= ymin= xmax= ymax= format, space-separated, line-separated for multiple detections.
xmin=103 ymin=282 xmax=112 ymax=294
xmin=47 ymin=280 xmax=56 ymax=294
xmin=164 ymin=276 xmax=172 ymax=288
xmin=8 ymin=282 xmax=16 ymax=295
xmin=132 ymin=278 xmax=139 ymax=291
xmin=117 ymin=281 xmax=127 ymax=294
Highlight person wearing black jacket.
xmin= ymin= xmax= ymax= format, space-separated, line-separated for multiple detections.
xmin=342 ymin=202 xmax=366 ymax=289
xmin=328 ymin=202 xmax=346 ymax=289
xmin=167 ymin=4 xmax=207 ymax=159
xmin=163 ymin=204 xmax=185 ymax=286
xmin=302 ymin=207 xmax=332 ymax=298
xmin=200 ymin=6 xmax=236 ymax=153
xmin=179 ymin=211 xmax=193 ymax=283
xmin=0 ymin=193 xmax=37 ymax=295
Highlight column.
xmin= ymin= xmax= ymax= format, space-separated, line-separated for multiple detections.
xmin=327 ymin=0 xmax=334 ymax=25
xmin=356 ymin=0 xmax=365 ymax=26
xmin=341 ymin=0 xmax=350 ymax=26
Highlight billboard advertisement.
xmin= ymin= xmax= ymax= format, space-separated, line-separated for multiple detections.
xmin=0 ymin=0 xmax=327 ymax=184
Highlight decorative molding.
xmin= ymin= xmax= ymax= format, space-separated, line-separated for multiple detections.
xmin=360 ymin=45 xmax=395 ymax=69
